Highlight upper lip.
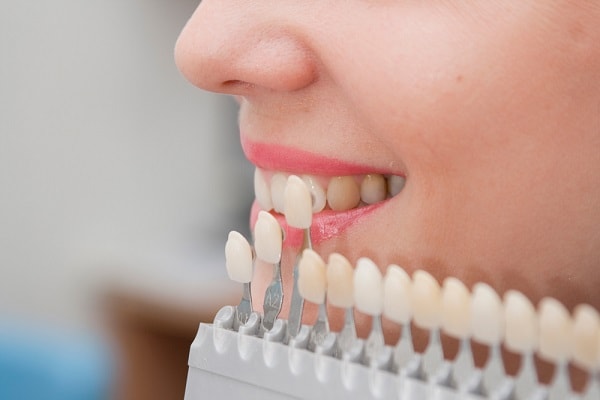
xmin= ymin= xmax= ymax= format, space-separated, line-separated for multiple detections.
xmin=241 ymin=135 xmax=403 ymax=176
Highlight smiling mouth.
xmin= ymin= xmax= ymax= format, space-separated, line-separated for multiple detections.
xmin=251 ymin=168 xmax=406 ymax=247
xmin=254 ymin=168 xmax=406 ymax=214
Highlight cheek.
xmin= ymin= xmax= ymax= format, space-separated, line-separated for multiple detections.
xmin=325 ymin=4 xmax=581 ymax=172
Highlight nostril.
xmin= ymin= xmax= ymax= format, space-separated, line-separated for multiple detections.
xmin=222 ymin=80 xmax=257 ymax=93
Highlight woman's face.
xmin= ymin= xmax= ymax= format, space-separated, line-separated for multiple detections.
xmin=175 ymin=1 xmax=600 ymax=340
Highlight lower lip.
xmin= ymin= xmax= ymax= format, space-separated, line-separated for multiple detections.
xmin=250 ymin=201 xmax=387 ymax=248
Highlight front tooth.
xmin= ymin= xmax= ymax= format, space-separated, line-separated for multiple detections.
xmin=470 ymin=283 xmax=504 ymax=346
xmin=411 ymin=270 xmax=442 ymax=330
xmin=254 ymin=168 xmax=273 ymax=211
xmin=354 ymin=258 xmax=384 ymax=316
xmin=360 ymin=174 xmax=387 ymax=204
xmin=284 ymin=175 xmax=313 ymax=228
xmin=441 ymin=277 xmax=471 ymax=339
xmin=383 ymin=264 xmax=412 ymax=325
xmin=327 ymin=176 xmax=361 ymax=211
xmin=298 ymin=249 xmax=327 ymax=304
xmin=503 ymin=290 xmax=538 ymax=354
xmin=572 ymin=304 xmax=600 ymax=370
xmin=387 ymin=175 xmax=406 ymax=197
xmin=302 ymin=175 xmax=326 ymax=213
xmin=538 ymin=297 xmax=573 ymax=363
xmin=253 ymin=210 xmax=282 ymax=264
xmin=326 ymin=253 xmax=354 ymax=308
xmin=270 ymin=173 xmax=288 ymax=213
xmin=224 ymin=231 xmax=253 ymax=283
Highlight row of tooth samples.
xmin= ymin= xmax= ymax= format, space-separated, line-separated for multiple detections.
xmin=255 ymin=167 xmax=406 ymax=213
xmin=297 ymin=250 xmax=600 ymax=399
xmin=225 ymin=229 xmax=600 ymax=399
xmin=225 ymin=174 xmax=599 ymax=399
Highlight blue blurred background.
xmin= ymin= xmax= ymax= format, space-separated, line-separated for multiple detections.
xmin=0 ymin=1 xmax=252 ymax=398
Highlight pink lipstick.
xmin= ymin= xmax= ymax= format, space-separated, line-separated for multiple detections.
xmin=241 ymin=137 xmax=391 ymax=176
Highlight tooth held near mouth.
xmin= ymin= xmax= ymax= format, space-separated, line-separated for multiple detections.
xmin=284 ymin=175 xmax=313 ymax=229
xmin=360 ymin=174 xmax=387 ymax=205
xmin=302 ymin=175 xmax=326 ymax=213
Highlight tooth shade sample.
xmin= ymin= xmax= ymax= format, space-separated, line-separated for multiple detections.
xmin=383 ymin=265 xmax=412 ymax=325
xmin=360 ymin=174 xmax=387 ymax=205
xmin=441 ymin=277 xmax=471 ymax=339
xmin=411 ymin=270 xmax=442 ymax=330
xmin=538 ymin=297 xmax=573 ymax=363
xmin=302 ymin=175 xmax=326 ymax=213
xmin=326 ymin=253 xmax=354 ymax=308
xmin=254 ymin=168 xmax=273 ymax=211
xmin=253 ymin=210 xmax=282 ymax=264
xmin=225 ymin=231 xmax=253 ymax=283
xmin=503 ymin=290 xmax=538 ymax=354
xmin=270 ymin=173 xmax=288 ymax=213
xmin=353 ymin=258 xmax=384 ymax=316
xmin=387 ymin=175 xmax=406 ymax=197
xmin=284 ymin=175 xmax=313 ymax=229
xmin=298 ymin=249 xmax=327 ymax=304
xmin=572 ymin=304 xmax=600 ymax=370
xmin=327 ymin=176 xmax=361 ymax=211
xmin=470 ymin=283 xmax=504 ymax=346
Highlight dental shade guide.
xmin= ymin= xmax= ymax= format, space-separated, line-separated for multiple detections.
xmin=411 ymin=270 xmax=445 ymax=380
xmin=224 ymin=231 xmax=255 ymax=330
xmin=284 ymin=175 xmax=313 ymax=340
xmin=186 ymin=188 xmax=600 ymax=400
xmin=354 ymin=258 xmax=387 ymax=368
xmin=572 ymin=305 xmax=600 ymax=400
xmin=327 ymin=253 xmax=357 ymax=355
xmin=254 ymin=210 xmax=284 ymax=333
xmin=538 ymin=297 xmax=576 ymax=400
xmin=383 ymin=265 xmax=416 ymax=373
xmin=471 ymin=283 xmax=509 ymax=396
xmin=504 ymin=290 xmax=541 ymax=400
xmin=297 ymin=248 xmax=332 ymax=352
xmin=441 ymin=277 xmax=476 ymax=390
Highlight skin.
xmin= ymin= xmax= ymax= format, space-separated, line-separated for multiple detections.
xmin=176 ymin=0 xmax=600 ymax=386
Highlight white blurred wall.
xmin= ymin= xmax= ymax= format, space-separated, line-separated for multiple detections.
xmin=0 ymin=1 xmax=251 ymax=330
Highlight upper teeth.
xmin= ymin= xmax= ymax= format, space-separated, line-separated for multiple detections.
xmin=254 ymin=168 xmax=406 ymax=213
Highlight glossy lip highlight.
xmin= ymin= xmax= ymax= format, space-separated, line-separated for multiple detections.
xmin=242 ymin=136 xmax=404 ymax=176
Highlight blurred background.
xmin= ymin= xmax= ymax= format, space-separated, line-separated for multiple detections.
xmin=0 ymin=1 xmax=252 ymax=398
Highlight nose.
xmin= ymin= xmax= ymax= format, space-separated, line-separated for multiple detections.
xmin=175 ymin=1 xmax=318 ymax=95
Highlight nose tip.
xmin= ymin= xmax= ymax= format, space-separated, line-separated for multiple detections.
xmin=175 ymin=2 xmax=318 ymax=95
